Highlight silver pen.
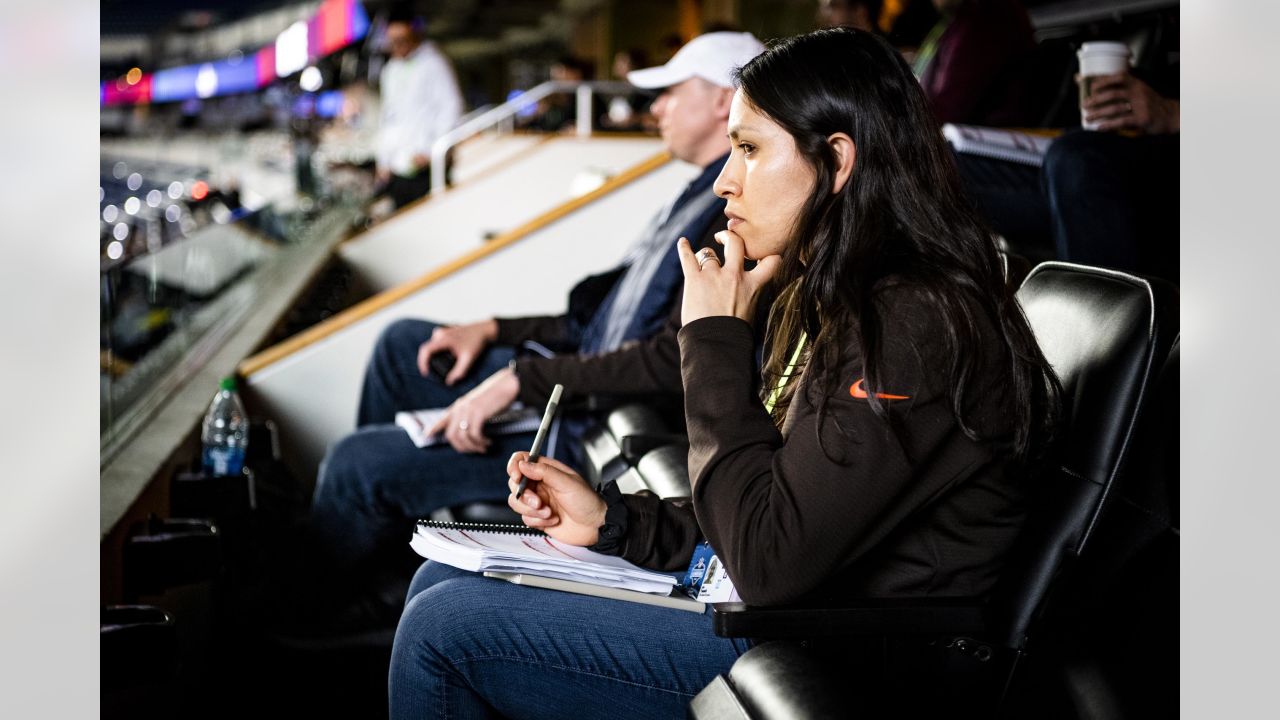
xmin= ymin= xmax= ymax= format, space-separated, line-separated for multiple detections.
xmin=513 ymin=384 xmax=563 ymax=501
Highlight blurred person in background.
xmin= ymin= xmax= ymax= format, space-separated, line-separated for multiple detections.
xmin=954 ymin=48 xmax=1180 ymax=282
xmin=519 ymin=56 xmax=600 ymax=133
xmin=374 ymin=5 xmax=463 ymax=208
xmin=817 ymin=0 xmax=882 ymax=32
xmin=317 ymin=80 xmax=383 ymax=201
xmin=913 ymin=0 xmax=1036 ymax=126
xmin=600 ymin=48 xmax=655 ymax=132
xmin=291 ymin=111 xmax=321 ymax=199
xmin=1040 ymin=71 xmax=1179 ymax=281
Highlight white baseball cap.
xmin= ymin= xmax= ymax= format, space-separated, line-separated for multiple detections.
xmin=627 ymin=32 xmax=766 ymax=90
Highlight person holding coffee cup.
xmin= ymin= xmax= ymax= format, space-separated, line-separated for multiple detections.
xmin=950 ymin=36 xmax=1180 ymax=283
xmin=1077 ymin=40 xmax=1180 ymax=134
xmin=1030 ymin=39 xmax=1181 ymax=281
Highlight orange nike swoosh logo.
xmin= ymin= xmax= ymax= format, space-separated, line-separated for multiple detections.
xmin=849 ymin=378 xmax=910 ymax=401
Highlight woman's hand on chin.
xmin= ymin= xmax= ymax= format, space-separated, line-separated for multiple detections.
xmin=676 ymin=231 xmax=781 ymax=325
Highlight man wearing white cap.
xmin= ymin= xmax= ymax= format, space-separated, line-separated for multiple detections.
xmin=297 ymin=32 xmax=766 ymax=636
xmin=627 ymin=31 xmax=769 ymax=167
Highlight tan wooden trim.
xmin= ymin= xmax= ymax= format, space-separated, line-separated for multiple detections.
xmin=239 ymin=150 xmax=672 ymax=377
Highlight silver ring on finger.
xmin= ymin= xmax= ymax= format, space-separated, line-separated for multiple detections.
xmin=458 ymin=420 xmax=470 ymax=431
xmin=696 ymin=247 xmax=719 ymax=269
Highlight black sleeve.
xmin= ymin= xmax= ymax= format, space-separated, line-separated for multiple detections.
xmin=614 ymin=492 xmax=702 ymax=572
xmin=494 ymin=315 xmax=571 ymax=348
xmin=511 ymin=301 xmax=684 ymax=407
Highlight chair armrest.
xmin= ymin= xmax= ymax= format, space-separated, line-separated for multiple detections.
xmin=689 ymin=642 xmax=852 ymax=720
xmin=711 ymin=597 xmax=988 ymax=640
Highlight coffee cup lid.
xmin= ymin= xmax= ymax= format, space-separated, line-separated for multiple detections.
xmin=1079 ymin=41 xmax=1130 ymax=55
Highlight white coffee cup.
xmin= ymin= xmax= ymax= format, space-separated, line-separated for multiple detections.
xmin=1077 ymin=41 xmax=1132 ymax=130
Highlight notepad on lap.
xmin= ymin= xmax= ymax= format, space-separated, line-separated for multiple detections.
xmin=411 ymin=520 xmax=679 ymax=596
xmin=395 ymin=404 xmax=543 ymax=448
xmin=483 ymin=572 xmax=705 ymax=613
xmin=942 ymin=123 xmax=1057 ymax=167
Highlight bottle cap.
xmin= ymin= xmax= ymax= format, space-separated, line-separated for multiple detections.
xmin=219 ymin=376 xmax=238 ymax=391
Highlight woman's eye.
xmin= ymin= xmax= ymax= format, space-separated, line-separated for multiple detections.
xmin=738 ymin=143 xmax=756 ymax=155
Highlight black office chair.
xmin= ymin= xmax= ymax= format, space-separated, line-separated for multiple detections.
xmin=688 ymin=641 xmax=856 ymax=720
xmin=689 ymin=262 xmax=1180 ymax=717
xmin=579 ymin=402 xmax=676 ymax=487
xmin=102 ymin=605 xmax=179 ymax=719
xmin=614 ymin=443 xmax=692 ymax=499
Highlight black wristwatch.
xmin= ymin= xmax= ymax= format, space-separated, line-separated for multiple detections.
xmin=588 ymin=480 xmax=628 ymax=555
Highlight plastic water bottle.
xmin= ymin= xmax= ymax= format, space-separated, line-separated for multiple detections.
xmin=201 ymin=376 xmax=248 ymax=476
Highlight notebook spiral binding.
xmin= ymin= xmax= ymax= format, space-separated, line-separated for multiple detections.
xmin=417 ymin=519 xmax=547 ymax=537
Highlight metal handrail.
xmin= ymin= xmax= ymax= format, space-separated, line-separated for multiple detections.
xmin=430 ymin=80 xmax=639 ymax=195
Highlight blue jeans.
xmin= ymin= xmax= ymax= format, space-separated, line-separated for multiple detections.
xmin=310 ymin=319 xmax=530 ymax=576
xmin=1042 ymin=130 xmax=1179 ymax=283
xmin=389 ymin=561 xmax=751 ymax=720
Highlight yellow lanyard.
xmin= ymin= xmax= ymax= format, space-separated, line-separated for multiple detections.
xmin=763 ymin=332 xmax=808 ymax=413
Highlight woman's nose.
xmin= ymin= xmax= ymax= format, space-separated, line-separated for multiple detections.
xmin=713 ymin=162 xmax=739 ymax=199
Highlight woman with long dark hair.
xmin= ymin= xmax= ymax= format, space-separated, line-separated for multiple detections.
xmin=389 ymin=27 xmax=1058 ymax=719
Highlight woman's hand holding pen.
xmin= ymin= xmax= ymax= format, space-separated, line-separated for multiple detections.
xmin=676 ymin=230 xmax=780 ymax=326
xmin=507 ymin=452 xmax=606 ymax=547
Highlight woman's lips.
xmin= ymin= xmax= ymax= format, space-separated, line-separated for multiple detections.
xmin=726 ymin=217 xmax=744 ymax=231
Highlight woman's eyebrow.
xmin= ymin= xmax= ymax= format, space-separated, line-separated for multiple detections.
xmin=728 ymin=124 xmax=759 ymax=139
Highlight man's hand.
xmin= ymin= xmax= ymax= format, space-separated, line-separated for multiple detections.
xmin=506 ymin=452 xmax=607 ymax=547
xmin=417 ymin=319 xmax=499 ymax=385
xmin=675 ymin=231 xmax=780 ymax=326
xmin=374 ymin=167 xmax=391 ymax=186
xmin=1080 ymin=73 xmax=1180 ymax=135
xmin=426 ymin=367 xmax=520 ymax=453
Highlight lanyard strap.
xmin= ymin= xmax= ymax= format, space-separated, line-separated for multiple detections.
xmin=912 ymin=19 xmax=949 ymax=78
xmin=763 ymin=332 xmax=808 ymax=413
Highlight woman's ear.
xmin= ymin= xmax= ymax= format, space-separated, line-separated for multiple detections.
xmin=828 ymin=132 xmax=856 ymax=194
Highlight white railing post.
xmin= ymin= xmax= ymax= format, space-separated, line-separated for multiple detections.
xmin=576 ymin=84 xmax=593 ymax=138
xmin=430 ymin=81 xmax=635 ymax=195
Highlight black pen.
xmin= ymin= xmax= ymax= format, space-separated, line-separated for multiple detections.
xmin=513 ymin=384 xmax=563 ymax=501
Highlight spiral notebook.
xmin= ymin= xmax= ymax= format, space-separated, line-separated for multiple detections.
xmin=941 ymin=123 xmax=1057 ymax=167
xmin=410 ymin=520 xmax=679 ymax=596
